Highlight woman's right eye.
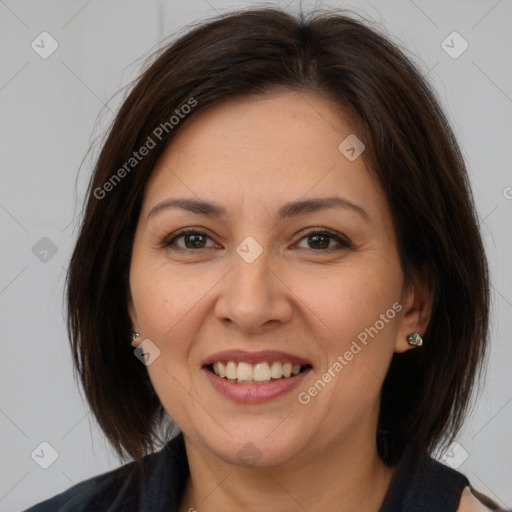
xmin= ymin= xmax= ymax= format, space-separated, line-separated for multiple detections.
xmin=163 ymin=230 xmax=217 ymax=250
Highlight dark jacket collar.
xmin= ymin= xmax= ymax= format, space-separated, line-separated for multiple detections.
xmin=134 ymin=434 xmax=470 ymax=512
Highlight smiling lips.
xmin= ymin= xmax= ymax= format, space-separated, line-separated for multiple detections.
xmin=202 ymin=349 xmax=312 ymax=388
xmin=211 ymin=360 xmax=306 ymax=384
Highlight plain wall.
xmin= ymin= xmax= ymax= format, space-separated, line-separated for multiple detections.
xmin=1 ymin=0 xmax=511 ymax=510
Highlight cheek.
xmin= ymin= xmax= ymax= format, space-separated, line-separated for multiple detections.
xmin=129 ymin=265 xmax=198 ymax=414
xmin=292 ymin=259 xmax=402 ymax=341
xmin=130 ymin=263 xmax=198 ymax=421
xmin=131 ymin=258 xmax=205 ymax=339
xmin=297 ymin=260 xmax=401 ymax=398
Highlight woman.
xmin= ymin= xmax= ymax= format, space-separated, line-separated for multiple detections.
xmin=25 ymin=7 xmax=510 ymax=512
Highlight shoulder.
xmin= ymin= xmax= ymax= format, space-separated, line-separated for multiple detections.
xmin=23 ymin=460 xmax=140 ymax=512
xmin=457 ymin=486 xmax=497 ymax=512
xmin=24 ymin=434 xmax=188 ymax=512
xmin=379 ymin=445 xmax=511 ymax=512
xmin=456 ymin=486 xmax=512 ymax=512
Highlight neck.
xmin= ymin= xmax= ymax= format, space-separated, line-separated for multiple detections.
xmin=178 ymin=420 xmax=396 ymax=512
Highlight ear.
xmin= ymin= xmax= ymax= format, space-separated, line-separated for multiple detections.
xmin=394 ymin=270 xmax=433 ymax=354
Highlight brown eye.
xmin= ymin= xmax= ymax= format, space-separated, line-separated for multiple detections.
xmin=295 ymin=229 xmax=352 ymax=251
xmin=162 ymin=228 xmax=352 ymax=253
xmin=164 ymin=230 xmax=216 ymax=250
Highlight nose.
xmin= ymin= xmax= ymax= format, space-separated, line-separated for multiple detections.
xmin=214 ymin=247 xmax=293 ymax=334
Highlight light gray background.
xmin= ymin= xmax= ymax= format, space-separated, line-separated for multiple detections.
xmin=1 ymin=0 xmax=511 ymax=510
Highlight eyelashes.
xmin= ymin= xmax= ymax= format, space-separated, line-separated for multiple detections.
xmin=162 ymin=230 xmax=217 ymax=250
xmin=161 ymin=228 xmax=353 ymax=253
xmin=294 ymin=229 xmax=353 ymax=251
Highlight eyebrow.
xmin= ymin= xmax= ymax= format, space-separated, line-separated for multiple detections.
xmin=147 ymin=196 xmax=371 ymax=223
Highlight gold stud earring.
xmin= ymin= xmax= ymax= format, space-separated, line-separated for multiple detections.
xmin=406 ymin=332 xmax=423 ymax=347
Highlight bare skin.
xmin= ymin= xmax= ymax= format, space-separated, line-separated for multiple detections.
xmin=457 ymin=487 xmax=494 ymax=512
xmin=129 ymin=90 xmax=433 ymax=512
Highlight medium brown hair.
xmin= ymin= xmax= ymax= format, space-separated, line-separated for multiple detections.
xmin=66 ymin=7 xmax=490 ymax=468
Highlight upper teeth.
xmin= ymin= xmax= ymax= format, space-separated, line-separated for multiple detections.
xmin=212 ymin=361 xmax=302 ymax=383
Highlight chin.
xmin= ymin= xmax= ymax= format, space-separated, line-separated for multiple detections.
xmin=200 ymin=426 xmax=309 ymax=468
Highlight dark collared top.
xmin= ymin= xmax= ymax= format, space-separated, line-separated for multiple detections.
xmin=25 ymin=432 xmax=510 ymax=512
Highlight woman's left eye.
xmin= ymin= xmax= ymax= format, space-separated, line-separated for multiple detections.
xmin=295 ymin=230 xmax=352 ymax=251
xmin=162 ymin=229 xmax=352 ymax=252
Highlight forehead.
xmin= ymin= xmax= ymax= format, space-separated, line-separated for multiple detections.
xmin=153 ymin=91 xmax=354 ymax=170
xmin=141 ymin=91 xmax=385 ymax=220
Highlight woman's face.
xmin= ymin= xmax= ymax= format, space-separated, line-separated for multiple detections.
xmin=128 ymin=90 xmax=426 ymax=467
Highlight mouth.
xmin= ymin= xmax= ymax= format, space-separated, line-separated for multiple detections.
xmin=204 ymin=361 xmax=313 ymax=384
xmin=200 ymin=349 xmax=314 ymax=394
xmin=201 ymin=352 xmax=313 ymax=403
